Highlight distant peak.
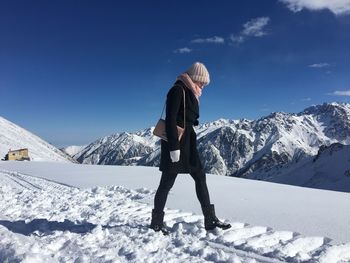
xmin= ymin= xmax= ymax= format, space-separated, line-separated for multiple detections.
xmin=216 ymin=118 xmax=229 ymax=123
xmin=301 ymin=102 xmax=350 ymax=116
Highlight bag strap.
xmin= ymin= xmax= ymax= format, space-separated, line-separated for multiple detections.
xmin=160 ymin=87 xmax=186 ymax=129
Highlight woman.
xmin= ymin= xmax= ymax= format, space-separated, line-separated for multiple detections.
xmin=150 ymin=62 xmax=231 ymax=235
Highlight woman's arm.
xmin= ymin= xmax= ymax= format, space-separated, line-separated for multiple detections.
xmin=165 ymin=85 xmax=183 ymax=151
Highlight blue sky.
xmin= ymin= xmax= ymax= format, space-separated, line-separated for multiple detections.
xmin=1 ymin=0 xmax=350 ymax=147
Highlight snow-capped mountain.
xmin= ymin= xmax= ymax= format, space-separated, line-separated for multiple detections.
xmin=75 ymin=102 xmax=350 ymax=181
xmin=0 ymin=116 xmax=75 ymax=163
xmin=199 ymin=102 xmax=350 ymax=178
xmin=61 ymin=145 xmax=87 ymax=157
xmin=74 ymin=128 xmax=159 ymax=165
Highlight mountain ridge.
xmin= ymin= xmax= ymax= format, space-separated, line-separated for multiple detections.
xmin=73 ymin=102 xmax=350 ymax=185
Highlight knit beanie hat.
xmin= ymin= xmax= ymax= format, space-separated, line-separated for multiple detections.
xmin=185 ymin=62 xmax=210 ymax=86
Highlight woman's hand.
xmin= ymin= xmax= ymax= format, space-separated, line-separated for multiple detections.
xmin=170 ymin=150 xmax=180 ymax=162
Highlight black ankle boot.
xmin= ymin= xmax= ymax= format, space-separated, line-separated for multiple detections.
xmin=150 ymin=209 xmax=170 ymax=235
xmin=202 ymin=204 xmax=231 ymax=230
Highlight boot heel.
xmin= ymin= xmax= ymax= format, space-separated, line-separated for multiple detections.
xmin=150 ymin=209 xmax=170 ymax=235
xmin=202 ymin=204 xmax=231 ymax=231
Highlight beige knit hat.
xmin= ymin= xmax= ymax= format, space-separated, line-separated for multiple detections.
xmin=185 ymin=62 xmax=210 ymax=86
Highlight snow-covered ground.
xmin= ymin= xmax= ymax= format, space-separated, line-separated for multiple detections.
xmin=0 ymin=161 xmax=350 ymax=262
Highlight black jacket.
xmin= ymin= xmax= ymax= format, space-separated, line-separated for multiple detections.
xmin=159 ymin=80 xmax=203 ymax=174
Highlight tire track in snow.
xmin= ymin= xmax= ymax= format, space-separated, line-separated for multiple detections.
xmin=3 ymin=173 xmax=33 ymax=190
xmin=206 ymin=241 xmax=285 ymax=263
xmin=0 ymin=169 xmax=73 ymax=192
xmin=4 ymin=172 xmax=42 ymax=191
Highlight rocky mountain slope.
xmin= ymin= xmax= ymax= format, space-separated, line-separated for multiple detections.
xmin=263 ymin=143 xmax=350 ymax=192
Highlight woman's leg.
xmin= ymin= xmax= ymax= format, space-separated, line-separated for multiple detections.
xmin=190 ymin=170 xmax=231 ymax=230
xmin=153 ymin=171 xmax=178 ymax=212
xmin=189 ymin=170 xmax=211 ymax=208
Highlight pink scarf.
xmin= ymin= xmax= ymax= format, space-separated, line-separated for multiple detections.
xmin=176 ymin=73 xmax=202 ymax=103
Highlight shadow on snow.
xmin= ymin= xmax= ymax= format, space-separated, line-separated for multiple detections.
xmin=0 ymin=219 xmax=150 ymax=236
xmin=0 ymin=219 xmax=97 ymax=236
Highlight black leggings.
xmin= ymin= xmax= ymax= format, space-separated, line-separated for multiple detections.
xmin=153 ymin=170 xmax=211 ymax=212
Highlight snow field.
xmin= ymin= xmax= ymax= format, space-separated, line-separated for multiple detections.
xmin=1 ymin=170 xmax=350 ymax=262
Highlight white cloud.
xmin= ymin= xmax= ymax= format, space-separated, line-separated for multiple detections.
xmin=242 ymin=17 xmax=270 ymax=37
xmin=308 ymin=63 xmax=330 ymax=68
xmin=173 ymin=47 xmax=192 ymax=54
xmin=230 ymin=17 xmax=270 ymax=44
xmin=280 ymin=0 xmax=350 ymax=16
xmin=191 ymin=36 xmax=225 ymax=44
xmin=329 ymin=90 xmax=350 ymax=96
xmin=230 ymin=35 xmax=245 ymax=44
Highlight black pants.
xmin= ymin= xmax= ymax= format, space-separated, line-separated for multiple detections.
xmin=153 ymin=170 xmax=211 ymax=213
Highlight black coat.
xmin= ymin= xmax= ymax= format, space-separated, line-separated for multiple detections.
xmin=159 ymin=80 xmax=204 ymax=174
